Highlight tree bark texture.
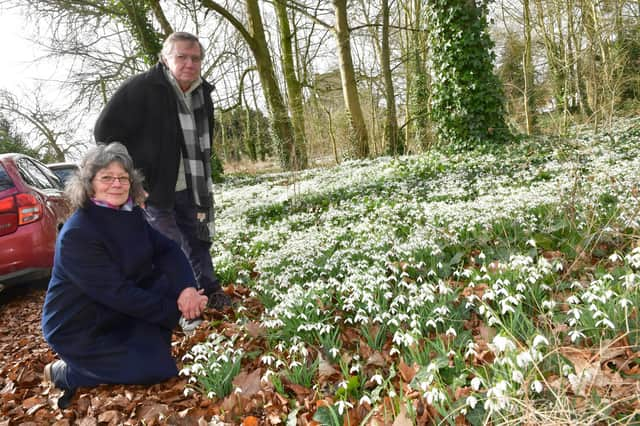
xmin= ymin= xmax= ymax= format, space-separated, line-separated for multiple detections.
xmin=333 ymin=0 xmax=370 ymax=158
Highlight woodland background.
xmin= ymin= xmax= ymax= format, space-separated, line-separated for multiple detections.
xmin=2 ymin=2 xmax=640 ymax=425
xmin=0 ymin=0 xmax=638 ymax=171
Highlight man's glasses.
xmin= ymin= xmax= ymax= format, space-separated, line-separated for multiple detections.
xmin=96 ymin=175 xmax=131 ymax=185
xmin=173 ymin=54 xmax=202 ymax=64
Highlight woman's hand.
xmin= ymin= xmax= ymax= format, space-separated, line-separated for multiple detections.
xmin=177 ymin=287 xmax=208 ymax=319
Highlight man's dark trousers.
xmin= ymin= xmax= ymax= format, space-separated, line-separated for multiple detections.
xmin=143 ymin=189 xmax=220 ymax=295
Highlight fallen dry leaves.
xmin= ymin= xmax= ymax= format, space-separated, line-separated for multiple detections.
xmin=0 ymin=287 xmax=231 ymax=425
xmin=3 ymin=283 xmax=640 ymax=425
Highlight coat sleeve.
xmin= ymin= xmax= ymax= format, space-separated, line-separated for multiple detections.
xmin=146 ymin=221 xmax=197 ymax=299
xmin=57 ymin=224 xmax=183 ymax=330
xmin=94 ymin=81 xmax=137 ymax=145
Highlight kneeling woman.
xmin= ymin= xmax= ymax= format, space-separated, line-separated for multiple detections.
xmin=41 ymin=142 xmax=208 ymax=407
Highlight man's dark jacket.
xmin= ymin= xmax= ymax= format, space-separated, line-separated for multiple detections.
xmin=94 ymin=62 xmax=214 ymax=209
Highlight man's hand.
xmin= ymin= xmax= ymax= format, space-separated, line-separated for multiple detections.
xmin=177 ymin=287 xmax=208 ymax=319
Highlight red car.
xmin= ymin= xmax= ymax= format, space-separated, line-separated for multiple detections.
xmin=0 ymin=153 xmax=71 ymax=291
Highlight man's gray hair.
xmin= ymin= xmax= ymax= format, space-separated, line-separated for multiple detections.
xmin=65 ymin=142 xmax=146 ymax=210
xmin=160 ymin=32 xmax=204 ymax=62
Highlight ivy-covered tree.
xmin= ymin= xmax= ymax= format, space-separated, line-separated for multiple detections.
xmin=426 ymin=0 xmax=509 ymax=149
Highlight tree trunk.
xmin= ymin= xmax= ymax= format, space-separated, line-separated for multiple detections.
xmin=200 ymin=0 xmax=301 ymax=170
xmin=522 ymin=0 xmax=535 ymax=135
xmin=380 ymin=0 xmax=401 ymax=155
xmin=332 ymin=0 xmax=369 ymax=158
xmin=146 ymin=0 xmax=173 ymax=37
xmin=274 ymin=0 xmax=308 ymax=170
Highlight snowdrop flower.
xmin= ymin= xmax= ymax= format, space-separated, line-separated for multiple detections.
xmin=500 ymin=298 xmax=518 ymax=314
xmin=532 ymin=335 xmax=549 ymax=348
xmin=289 ymin=360 xmax=302 ymax=368
xmin=335 ymin=400 xmax=353 ymax=415
xmin=516 ymin=351 xmax=533 ymax=369
xmin=425 ymin=388 xmax=447 ymax=405
xmin=484 ymin=380 xmax=510 ymax=413
xmin=541 ymin=300 xmax=556 ymax=310
xmin=359 ymin=395 xmax=372 ymax=405
xmin=392 ymin=331 xmax=403 ymax=346
xmin=512 ymin=370 xmax=524 ymax=383
xmin=371 ymin=374 xmax=384 ymax=385
xmin=261 ymin=354 xmax=275 ymax=365
xmin=609 ymin=253 xmax=621 ymax=262
xmin=445 ymin=327 xmax=457 ymax=337
xmin=465 ymin=342 xmax=478 ymax=359
xmin=526 ymin=239 xmax=536 ymax=248
xmin=471 ymin=377 xmax=483 ymax=391
xmin=567 ymin=307 xmax=582 ymax=321
xmin=623 ymin=274 xmax=636 ymax=289
xmin=488 ymin=316 xmax=500 ymax=327
xmin=491 ymin=335 xmax=516 ymax=354
xmin=619 ymin=298 xmax=633 ymax=308
xmin=595 ymin=318 xmax=616 ymax=329
xmin=569 ymin=329 xmax=585 ymax=343
xmin=482 ymin=290 xmax=495 ymax=301
xmin=566 ymin=295 xmax=581 ymax=305
xmin=329 ymin=347 xmax=340 ymax=358
xmin=466 ymin=395 xmax=478 ymax=409
xmin=531 ymin=380 xmax=543 ymax=393
xmin=261 ymin=370 xmax=274 ymax=383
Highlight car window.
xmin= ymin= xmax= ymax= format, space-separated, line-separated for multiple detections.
xmin=33 ymin=160 xmax=66 ymax=189
xmin=0 ymin=163 xmax=15 ymax=191
xmin=52 ymin=167 xmax=75 ymax=184
xmin=16 ymin=158 xmax=61 ymax=190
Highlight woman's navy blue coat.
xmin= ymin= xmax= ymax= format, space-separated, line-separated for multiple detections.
xmin=41 ymin=202 xmax=196 ymax=389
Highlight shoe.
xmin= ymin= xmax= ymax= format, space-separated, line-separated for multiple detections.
xmin=44 ymin=360 xmax=76 ymax=409
xmin=57 ymin=389 xmax=75 ymax=409
xmin=43 ymin=362 xmax=54 ymax=384
xmin=179 ymin=316 xmax=203 ymax=333
xmin=207 ymin=291 xmax=232 ymax=310
xmin=43 ymin=360 xmax=64 ymax=384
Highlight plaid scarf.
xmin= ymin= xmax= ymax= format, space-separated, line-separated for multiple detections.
xmin=173 ymin=82 xmax=214 ymax=224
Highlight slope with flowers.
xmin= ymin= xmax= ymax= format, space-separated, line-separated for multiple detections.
xmin=5 ymin=121 xmax=640 ymax=424
xmin=177 ymin=118 xmax=640 ymax=424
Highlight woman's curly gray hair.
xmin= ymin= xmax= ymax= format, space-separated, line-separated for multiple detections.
xmin=65 ymin=142 xmax=146 ymax=210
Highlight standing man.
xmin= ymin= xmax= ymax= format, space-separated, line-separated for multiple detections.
xmin=94 ymin=32 xmax=231 ymax=326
